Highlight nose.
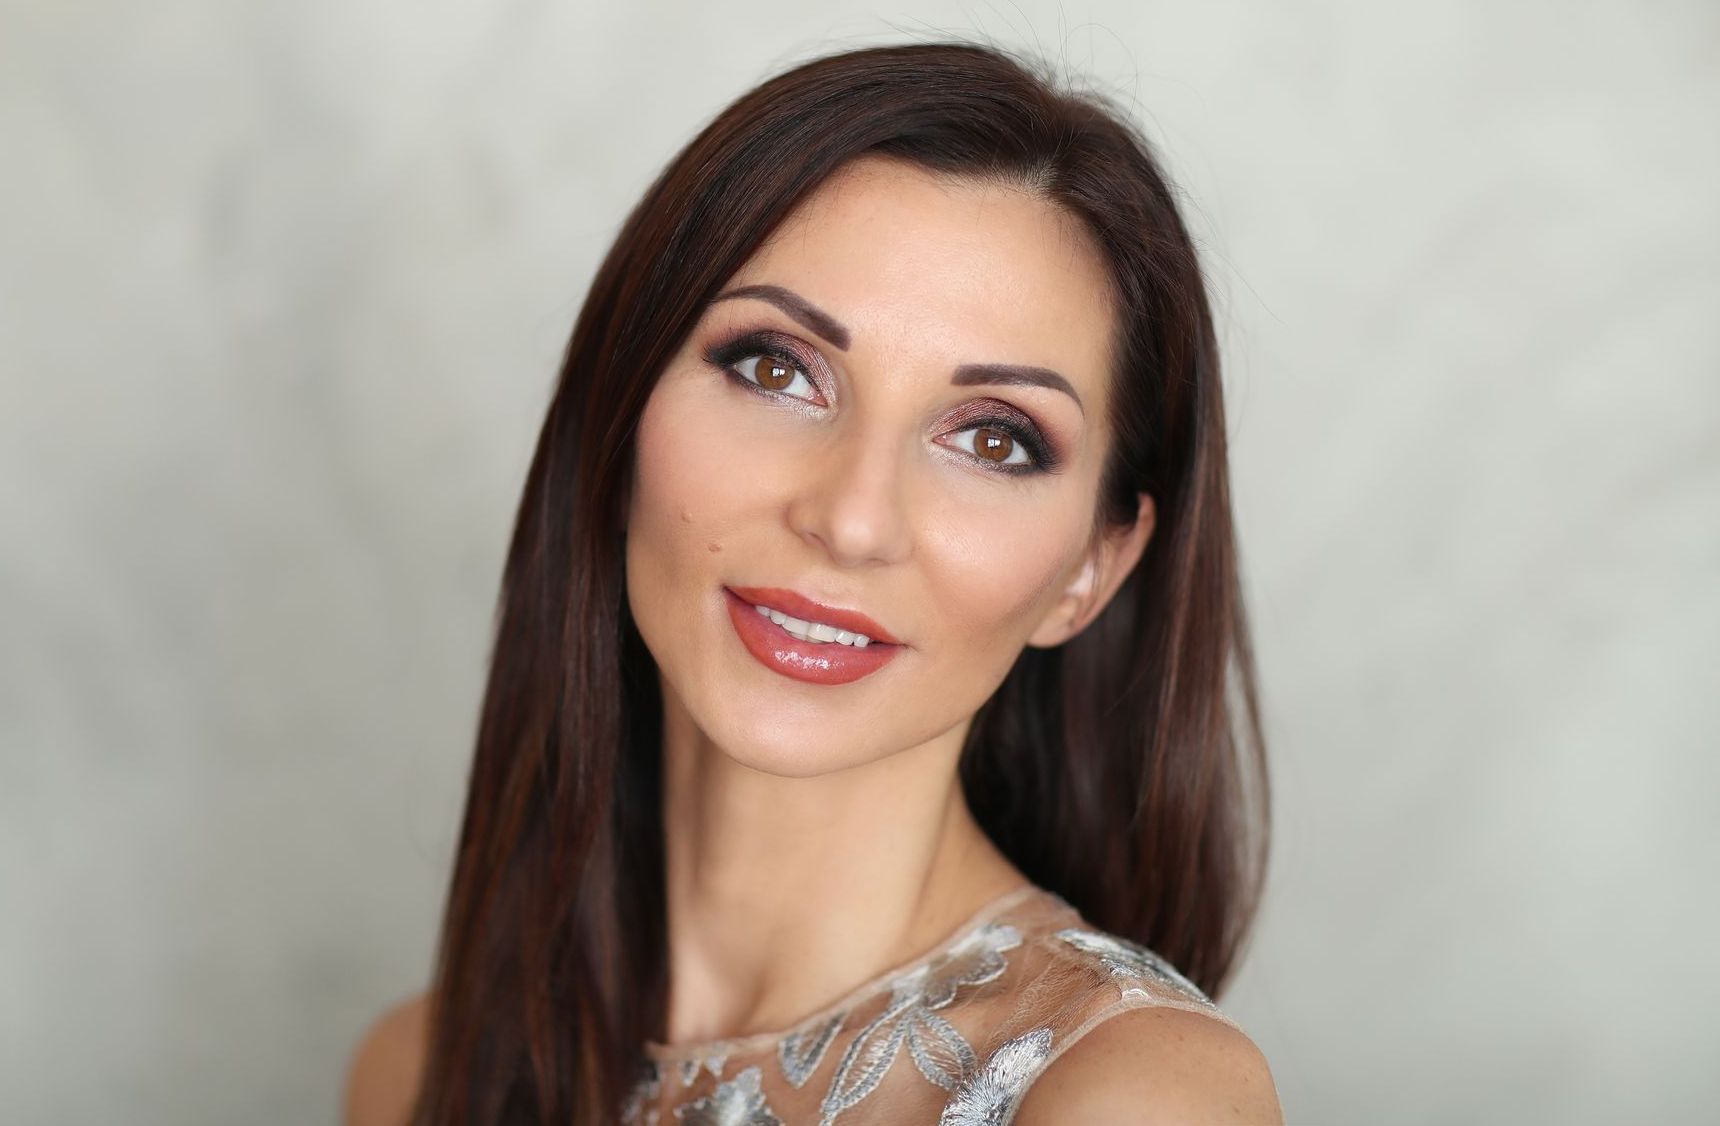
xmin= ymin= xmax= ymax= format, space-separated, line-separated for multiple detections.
xmin=784 ymin=422 xmax=913 ymax=568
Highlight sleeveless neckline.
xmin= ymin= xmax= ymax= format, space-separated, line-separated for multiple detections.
xmin=642 ymin=881 xmax=1043 ymax=1060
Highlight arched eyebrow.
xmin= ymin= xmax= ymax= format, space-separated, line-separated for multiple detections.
xmin=712 ymin=284 xmax=851 ymax=351
xmin=951 ymin=363 xmax=1084 ymax=417
xmin=709 ymin=283 xmax=1085 ymax=416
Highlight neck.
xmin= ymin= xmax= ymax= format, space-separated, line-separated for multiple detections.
xmin=655 ymin=691 xmax=1029 ymax=1047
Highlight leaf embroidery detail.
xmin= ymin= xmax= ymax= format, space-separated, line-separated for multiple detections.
xmin=906 ymin=1008 xmax=977 ymax=1091
xmin=1054 ymin=928 xmax=1215 ymax=1007
xmin=671 ymin=1064 xmax=783 ymax=1126
xmin=917 ymin=922 xmax=1018 ymax=1007
xmin=816 ymin=921 xmax=1022 ymax=1123
xmin=706 ymin=1049 xmax=730 ymax=1078
xmin=779 ymin=1009 xmax=848 ymax=1088
xmin=818 ymin=997 xmax=912 ymax=1118
xmin=936 ymin=1026 xmax=1053 ymax=1125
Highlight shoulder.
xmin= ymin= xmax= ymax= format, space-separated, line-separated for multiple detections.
xmin=1011 ymin=1004 xmax=1282 ymax=1125
xmin=342 ymin=991 xmax=431 ymax=1126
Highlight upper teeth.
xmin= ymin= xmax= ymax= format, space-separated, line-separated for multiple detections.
xmin=755 ymin=604 xmax=874 ymax=647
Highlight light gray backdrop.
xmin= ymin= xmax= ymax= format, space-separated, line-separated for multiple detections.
xmin=3 ymin=1 xmax=1716 ymax=1122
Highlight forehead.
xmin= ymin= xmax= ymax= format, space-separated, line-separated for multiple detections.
xmin=731 ymin=155 xmax=1116 ymax=400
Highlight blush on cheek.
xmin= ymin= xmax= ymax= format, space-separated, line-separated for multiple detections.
xmin=645 ymin=386 xmax=764 ymax=524
xmin=628 ymin=422 xmax=692 ymax=605
xmin=937 ymin=502 xmax=1081 ymax=609
xmin=634 ymin=409 xmax=754 ymax=619
xmin=976 ymin=576 xmax=1063 ymax=646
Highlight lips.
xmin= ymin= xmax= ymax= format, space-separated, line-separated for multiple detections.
xmin=725 ymin=586 xmax=904 ymax=646
xmin=723 ymin=586 xmax=905 ymax=687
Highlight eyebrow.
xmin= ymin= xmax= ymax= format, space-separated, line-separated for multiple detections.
xmin=709 ymin=283 xmax=1086 ymax=416
xmin=950 ymin=363 xmax=1084 ymax=416
xmin=713 ymin=284 xmax=851 ymax=351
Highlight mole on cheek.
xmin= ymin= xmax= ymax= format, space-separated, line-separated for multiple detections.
xmin=708 ymin=542 xmax=722 ymax=553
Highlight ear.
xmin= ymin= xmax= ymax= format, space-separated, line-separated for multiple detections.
xmin=1027 ymin=492 xmax=1156 ymax=649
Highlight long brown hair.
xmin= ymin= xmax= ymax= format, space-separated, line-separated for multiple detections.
xmin=410 ymin=39 xmax=1269 ymax=1124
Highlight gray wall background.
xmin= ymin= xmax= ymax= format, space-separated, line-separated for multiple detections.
xmin=3 ymin=1 xmax=1716 ymax=1122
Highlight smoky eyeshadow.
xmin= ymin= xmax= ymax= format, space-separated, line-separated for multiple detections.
xmin=703 ymin=328 xmax=815 ymax=382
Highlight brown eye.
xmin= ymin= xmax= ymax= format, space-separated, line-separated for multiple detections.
xmin=757 ymin=356 xmax=795 ymax=391
xmin=730 ymin=353 xmax=818 ymax=402
xmin=974 ymin=426 xmax=1014 ymax=463
xmin=947 ymin=420 xmax=1037 ymax=472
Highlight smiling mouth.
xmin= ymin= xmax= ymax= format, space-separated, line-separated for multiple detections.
xmin=722 ymin=586 xmax=905 ymax=687
xmin=724 ymin=585 xmax=904 ymax=647
xmin=745 ymin=601 xmax=886 ymax=648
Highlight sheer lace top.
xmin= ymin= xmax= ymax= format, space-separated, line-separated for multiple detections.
xmin=621 ymin=882 xmax=1244 ymax=1125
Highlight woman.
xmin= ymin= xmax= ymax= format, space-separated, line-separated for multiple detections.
xmin=346 ymin=39 xmax=1279 ymax=1125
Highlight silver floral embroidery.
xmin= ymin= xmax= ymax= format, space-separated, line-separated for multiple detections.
xmin=1054 ymin=928 xmax=1215 ymax=1007
xmin=675 ymin=1046 xmax=732 ymax=1088
xmin=671 ymin=1064 xmax=783 ymax=1125
xmin=905 ymin=1007 xmax=975 ymax=1091
xmin=936 ymin=1026 xmax=1053 ymax=1125
xmin=779 ymin=1009 xmax=848 ymax=1088
xmin=816 ymin=921 xmax=1022 ymax=1124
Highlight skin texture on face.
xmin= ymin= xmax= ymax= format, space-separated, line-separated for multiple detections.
xmin=626 ymin=154 xmax=1153 ymax=782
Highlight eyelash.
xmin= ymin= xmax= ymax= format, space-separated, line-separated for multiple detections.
xmin=701 ymin=330 xmax=1061 ymax=477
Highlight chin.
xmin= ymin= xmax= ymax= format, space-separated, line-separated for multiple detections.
xmin=708 ymin=713 xmax=880 ymax=780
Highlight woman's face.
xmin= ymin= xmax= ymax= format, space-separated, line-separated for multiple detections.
xmin=626 ymin=155 xmax=1147 ymax=778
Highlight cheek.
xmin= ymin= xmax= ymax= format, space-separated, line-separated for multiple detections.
xmin=920 ymin=496 xmax=1080 ymax=646
xmin=629 ymin=389 xmax=708 ymax=597
xmin=627 ymin=379 xmax=768 ymax=598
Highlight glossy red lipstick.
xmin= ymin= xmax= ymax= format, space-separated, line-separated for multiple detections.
xmin=723 ymin=586 xmax=904 ymax=686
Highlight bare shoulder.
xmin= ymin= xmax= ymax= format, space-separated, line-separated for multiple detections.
xmin=342 ymin=991 xmax=431 ymax=1126
xmin=1012 ymin=1004 xmax=1282 ymax=1125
